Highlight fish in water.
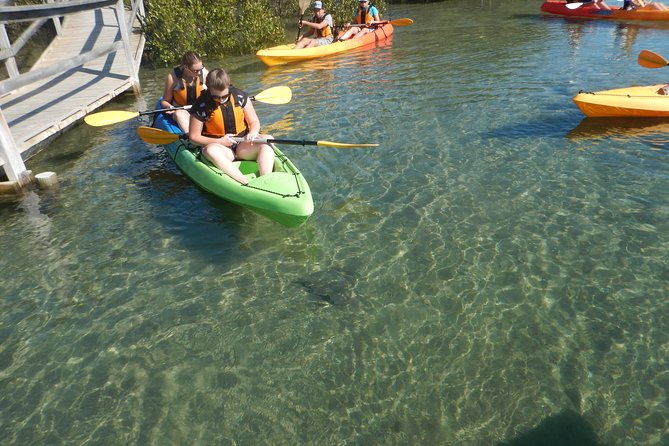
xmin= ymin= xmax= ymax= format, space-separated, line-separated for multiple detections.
xmin=295 ymin=268 xmax=359 ymax=306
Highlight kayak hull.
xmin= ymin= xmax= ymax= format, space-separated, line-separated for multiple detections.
xmin=573 ymin=85 xmax=669 ymax=117
xmin=541 ymin=1 xmax=669 ymax=20
xmin=256 ymin=23 xmax=393 ymax=66
xmin=153 ymin=106 xmax=313 ymax=227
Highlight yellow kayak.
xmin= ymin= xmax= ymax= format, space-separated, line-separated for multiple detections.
xmin=256 ymin=23 xmax=393 ymax=66
xmin=573 ymin=85 xmax=669 ymax=117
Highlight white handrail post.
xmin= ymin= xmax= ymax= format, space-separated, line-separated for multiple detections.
xmin=45 ymin=0 xmax=63 ymax=36
xmin=0 ymin=108 xmax=30 ymax=184
xmin=114 ymin=0 xmax=141 ymax=95
xmin=0 ymin=24 xmax=20 ymax=78
xmin=130 ymin=0 xmax=145 ymax=19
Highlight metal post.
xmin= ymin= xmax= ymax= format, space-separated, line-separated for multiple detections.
xmin=136 ymin=0 xmax=145 ymax=19
xmin=46 ymin=0 xmax=63 ymax=36
xmin=114 ymin=0 xmax=141 ymax=95
xmin=0 ymin=24 xmax=19 ymax=78
xmin=0 ymin=108 xmax=29 ymax=184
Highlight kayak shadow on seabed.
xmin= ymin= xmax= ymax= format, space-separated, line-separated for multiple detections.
xmin=495 ymin=409 xmax=600 ymax=446
xmin=567 ymin=117 xmax=669 ymax=145
xmin=481 ymin=115 xmax=578 ymax=140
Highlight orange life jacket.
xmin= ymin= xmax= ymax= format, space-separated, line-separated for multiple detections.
xmin=171 ymin=66 xmax=205 ymax=107
xmin=354 ymin=7 xmax=374 ymax=25
xmin=312 ymin=12 xmax=333 ymax=38
xmin=198 ymin=88 xmax=249 ymax=137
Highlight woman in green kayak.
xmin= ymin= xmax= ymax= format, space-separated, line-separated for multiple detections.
xmin=188 ymin=69 xmax=275 ymax=185
xmin=160 ymin=51 xmax=208 ymax=132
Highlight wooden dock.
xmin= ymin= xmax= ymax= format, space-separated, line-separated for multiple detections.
xmin=0 ymin=0 xmax=144 ymax=182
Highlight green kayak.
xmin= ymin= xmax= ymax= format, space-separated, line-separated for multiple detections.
xmin=153 ymin=111 xmax=313 ymax=227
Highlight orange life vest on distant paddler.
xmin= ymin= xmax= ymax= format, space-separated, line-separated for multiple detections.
xmin=354 ymin=7 xmax=374 ymax=25
xmin=171 ymin=66 xmax=205 ymax=107
xmin=312 ymin=12 xmax=333 ymax=38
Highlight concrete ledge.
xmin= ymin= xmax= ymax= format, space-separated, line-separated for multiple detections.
xmin=0 ymin=170 xmax=33 ymax=195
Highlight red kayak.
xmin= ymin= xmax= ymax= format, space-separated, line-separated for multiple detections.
xmin=540 ymin=1 xmax=669 ymax=20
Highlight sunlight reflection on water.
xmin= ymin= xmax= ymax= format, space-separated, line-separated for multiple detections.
xmin=2 ymin=1 xmax=669 ymax=444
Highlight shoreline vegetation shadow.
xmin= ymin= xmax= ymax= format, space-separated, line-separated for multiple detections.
xmin=497 ymin=409 xmax=600 ymax=446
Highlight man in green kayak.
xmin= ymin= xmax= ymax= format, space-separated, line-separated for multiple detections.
xmin=295 ymin=1 xmax=334 ymax=49
xmin=188 ymin=69 xmax=275 ymax=185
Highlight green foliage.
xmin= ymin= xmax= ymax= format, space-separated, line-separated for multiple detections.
xmin=143 ymin=0 xmax=284 ymax=65
xmin=267 ymin=0 xmax=301 ymax=18
xmin=237 ymin=0 xmax=286 ymax=54
xmin=142 ymin=0 xmax=387 ymax=63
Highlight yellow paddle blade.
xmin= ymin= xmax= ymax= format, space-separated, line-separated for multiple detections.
xmin=84 ymin=110 xmax=140 ymax=127
xmin=389 ymin=18 xmax=414 ymax=26
xmin=253 ymin=86 xmax=292 ymax=104
xmin=638 ymin=50 xmax=669 ymax=69
xmin=137 ymin=126 xmax=181 ymax=144
xmin=298 ymin=0 xmax=310 ymax=14
xmin=316 ymin=140 xmax=379 ymax=148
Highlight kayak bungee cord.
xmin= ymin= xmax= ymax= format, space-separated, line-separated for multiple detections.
xmin=577 ymin=89 xmax=669 ymax=99
xmin=155 ymin=131 xmax=308 ymax=198
xmin=243 ymin=153 xmax=307 ymax=199
xmin=197 ymin=148 xmax=305 ymax=199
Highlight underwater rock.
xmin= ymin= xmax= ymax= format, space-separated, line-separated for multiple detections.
xmin=296 ymin=268 xmax=358 ymax=306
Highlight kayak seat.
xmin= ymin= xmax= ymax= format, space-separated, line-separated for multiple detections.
xmin=236 ymin=160 xmax=260 ymax=176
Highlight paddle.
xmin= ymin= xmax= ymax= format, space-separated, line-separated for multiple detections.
xmin=350 ymin=18 xmax=414 ymax=27
xmin=251 ymin=85 xmax=293 ymax=104
xmin=84 ymin=106 xmax=191 ymax=127
xmin=137 ymin=126 xmax=379 ymax=149
xmin=84 ymin=86 xmax=293 ymax=127
xmin=638 ymin=49 xmax=669 ymax=68
xmin=296 ymin=0 xmax=311 ymax=42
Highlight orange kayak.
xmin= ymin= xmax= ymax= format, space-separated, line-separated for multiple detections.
xmin=573 ymin=85 xmax=669 ymax=117
xmin=256 ymin=23 xmax=393 ymax=66
xmin=541 ymin=1 xmax=669 ymax=20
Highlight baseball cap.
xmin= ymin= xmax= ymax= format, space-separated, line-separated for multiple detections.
xmin=313 ymin=1 xmax=322 ymax=9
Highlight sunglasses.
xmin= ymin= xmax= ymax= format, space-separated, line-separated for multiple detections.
xmin=210 ymin=92 xmax=230 ymax=102
xmin=189 ymin=67 xmax=203 ymax=74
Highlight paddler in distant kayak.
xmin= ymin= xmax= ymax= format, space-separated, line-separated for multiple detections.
xmin=188 ymin=69 xmax=275 ymax=186
xmin=621 ymin=0 xmax=666 ymax=8
xmin=160 ymin=51 xmax=208 ymax=132
xmin=622 ymin=0 xmax=644 ymax=9
xmin=295 ymin=1 xmax=335 ymax=49
xmin=337 ymin=0 xmax=380 ymax=41
xmin=566 ymin=0 xmax=609 ymax=9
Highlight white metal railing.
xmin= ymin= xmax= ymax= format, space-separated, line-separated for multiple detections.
xmin=0 ymin=0 xmax=144 ymax=183
xmin=0 ymin=0 xmax=144 ymax=92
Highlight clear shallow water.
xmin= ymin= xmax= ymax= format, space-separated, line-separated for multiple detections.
xmin=2 ymin=1 xmax=669 ymax=444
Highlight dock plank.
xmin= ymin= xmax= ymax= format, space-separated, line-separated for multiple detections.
xmin=0 ymin=6 xmax=144 ymax=169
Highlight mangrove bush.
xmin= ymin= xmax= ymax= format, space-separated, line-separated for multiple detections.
xmin=142 ymin=0 xmax=385 ymax=65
